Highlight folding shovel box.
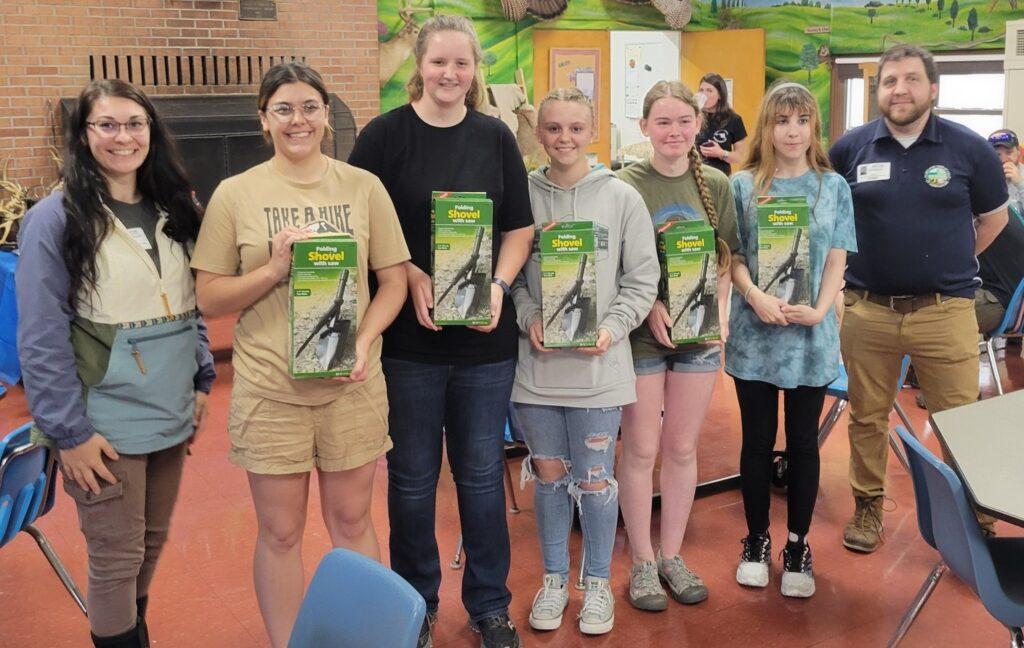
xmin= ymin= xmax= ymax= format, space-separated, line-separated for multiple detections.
xmin=431 ymin=191 xmax=493 ymax=326
xmin=756 ymin=195 xmax=811 ymax=306
xmin=539 ymin=220 xmax=598 ymax=348
xmin=658 ymin=220 xmax=720 ymax=345
xmin=290 ymin=234 xmax=359 ymax=378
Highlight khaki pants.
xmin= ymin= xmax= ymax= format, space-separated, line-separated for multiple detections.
xmin=63 ymin=442 xmax=187 ymax=637
xmin=840 ymin=292 xmax=979 ymax=498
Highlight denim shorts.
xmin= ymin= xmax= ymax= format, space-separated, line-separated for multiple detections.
xmin=633 ymin=343 xmax=722 ymax=375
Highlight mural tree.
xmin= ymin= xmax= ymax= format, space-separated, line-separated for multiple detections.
xmin=867 ymin=6 xmax=877 ymax=22
xmin=950 ymin=0 xmax=959 ymax=26
xmin=800 ymin=43 xmax=820 ymax=82
xmin=937 ymin=0 xmax=945 ymax=16
xmin=967 ymin=6 xmax=978 ymax=37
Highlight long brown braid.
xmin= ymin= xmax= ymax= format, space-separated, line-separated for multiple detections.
xmin=688 ymin=145 xmax=732 ymax=271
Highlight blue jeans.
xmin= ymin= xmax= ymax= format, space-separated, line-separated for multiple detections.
xmin=383 ymin=357 xmax=515 ymax=622
xmin=509 ymin=403 xmax=621 ymax=581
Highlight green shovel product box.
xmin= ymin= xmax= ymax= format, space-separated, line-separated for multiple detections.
xmin=539 ymin=221 xmax=598 ymax=348
xmin=756 ymin=195 xmax=811 ymax=306
xmin=658 ymin=220 xmax=720 ymax=345
xmin=431 ymin=192 xmax=493 ymax=326
xmin=290 ymin=234 xmax=359 ymax=378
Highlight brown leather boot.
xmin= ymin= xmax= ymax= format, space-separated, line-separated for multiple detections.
xmin=843 ymin=496 xmax=884 ymax=553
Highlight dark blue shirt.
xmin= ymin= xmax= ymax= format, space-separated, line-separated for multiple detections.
xmin=829 ymin=114 xmax=1008 ymax=298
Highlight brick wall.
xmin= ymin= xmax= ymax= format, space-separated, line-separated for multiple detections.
xmin=0 ymin=0 xmax=380 ymax=191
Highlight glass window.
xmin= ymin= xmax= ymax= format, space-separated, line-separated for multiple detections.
xmin=935 ymin=113 xmax=1005 ymax=137
xmin=937 ymin=74 xmax=1004 ymax=111
xmin=845 ymin=78 xmax=865 ymax=131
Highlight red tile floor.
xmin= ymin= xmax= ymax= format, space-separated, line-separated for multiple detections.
xmin=1 ymin=338 xmax=1021 ymax=647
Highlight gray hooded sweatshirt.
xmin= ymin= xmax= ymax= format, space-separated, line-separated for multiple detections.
xmin=511 ymin=166 xmax=659 ymax=407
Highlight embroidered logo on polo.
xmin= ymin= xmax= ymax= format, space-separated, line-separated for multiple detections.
xmin=923 ymin=165 xmax=951 ymax=188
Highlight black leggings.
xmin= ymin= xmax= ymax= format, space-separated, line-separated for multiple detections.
xmin=733 ymin=377 xmax=828 ymax=538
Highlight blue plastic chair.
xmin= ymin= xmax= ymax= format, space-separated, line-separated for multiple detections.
xmin=818 ymin=355 xmax=917 ymax=470
xmin=980 ymin=277 xmax=1024 ymax=396
xmin=0 ymin=422 xmax=86 ymax=615
xmin=288 ymin=548 xmax=427 ymax=648
xmin=894 ymin=426 xmax=1024 ymax=647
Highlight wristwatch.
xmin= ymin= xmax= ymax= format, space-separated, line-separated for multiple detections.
xmin=492 ymin=277 xmax=511 ymax=296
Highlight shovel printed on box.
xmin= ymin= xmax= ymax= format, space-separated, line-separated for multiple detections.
xmin=546 ymin=253 xmax=590 ymax=341
xmin=764 ymin=227 xmax=806 ymax=306
xmin=674 ymin=251 xmax=712 ymax=334
xmin=296 ymin=269 xmax=352 ymax=372
xmin=437 ymin=226 xmax=487 ymax=319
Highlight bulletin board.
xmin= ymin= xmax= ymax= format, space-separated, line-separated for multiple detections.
xmin=549 ymin=48 xmax=602 ymax=141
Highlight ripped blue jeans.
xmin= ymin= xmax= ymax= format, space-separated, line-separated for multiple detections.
xmin=510 ymin=403 xmax=621 ymax=581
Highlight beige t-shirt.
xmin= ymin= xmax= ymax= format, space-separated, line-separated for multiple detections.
xmin=192 ymin=158 xmax=410 ymax=405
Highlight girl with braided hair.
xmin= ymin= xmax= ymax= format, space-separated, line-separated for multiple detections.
xmin=725 ymin=81 xmax=855 ymax=597
xmin=616 ymin=80 xmax=738 ymax=612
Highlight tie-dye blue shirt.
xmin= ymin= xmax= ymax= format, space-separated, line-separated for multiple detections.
xmin=725 ymin=170 xmax=857 ymax=388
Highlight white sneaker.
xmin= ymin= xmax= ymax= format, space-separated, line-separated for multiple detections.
xmin=528 ymin=573 xmax=569 ymax=631
xmin=736 ymin=533 xmax=771 ymax=588
xmin=578 ymin=576 xmax=614 ymax=635
xmin=781 ymin=542 xmax=816 ymax=598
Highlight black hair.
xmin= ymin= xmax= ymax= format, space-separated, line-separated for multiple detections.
xmin=700 ymin=72 xmax=737 ymax=121
xmin=61 ymin=79 xmax=201 ymax=310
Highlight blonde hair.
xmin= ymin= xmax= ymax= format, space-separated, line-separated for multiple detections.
xmin=537 ymin=87 xmax=595 ymax=124
xmin=406 ymin=14 xmax=486 ymax=110
xmin=643 ymin=80 xmax=731 ymax=271
xmin=743 ymin=80 xmax=832 ymax=195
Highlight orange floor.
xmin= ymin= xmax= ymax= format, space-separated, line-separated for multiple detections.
xmin=1 ymin=345 xmax=1021 ymax=648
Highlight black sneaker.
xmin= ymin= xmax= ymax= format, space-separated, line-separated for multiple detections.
xmin=736 ymin=532 xmax=771 ymax=587
xmin=781 ymin=542 xmax=815 ymax=598
xmin=418 ymin=611 xmax=437 ymax=648
xmin=474 ymin=613 xmax=521 ymax=648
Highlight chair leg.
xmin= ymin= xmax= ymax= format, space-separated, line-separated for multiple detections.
xmin=985 ymin=339 xmax=1005 ymax=397
xmin=1010 ymin=626 xmax=1023 ymax=648
xmin=450 ymin=534 xmax=464 ymax=570
xmin=817 ymin=398 xmax=848 ymax=447
xmin=24 ymin=523 xmax=87 ymax=616
xmin=887 ymin=560 xmax=946 ymax=648
xmin=576 ymin=545 xmax=586 ymax=591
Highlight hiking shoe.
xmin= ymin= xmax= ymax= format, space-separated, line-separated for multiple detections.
xmin=474 ymin=613 xmax=521 ymax=648
xmin=657 ymin=551 xmax=708 ymax=604
xmin=843 ymin=496 xmax=884 ymax=552
xmin=528 ymin=573 xmax=569 ymax=631
xmin=628 ymin=560 xmax=668 ymax=611
xmin=579 ymin=576 xmax=615 ymax=635
xmin=781 ymin=542 xmax=815 ymax=598
xmin=417 ymin=611 xmax=437 ymax=648
xmin=736 ymin=532 xmax=772 ymax=588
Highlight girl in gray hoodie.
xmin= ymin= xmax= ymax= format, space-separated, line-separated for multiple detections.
xmin=509 ymin=88 xmax=659 ymax=637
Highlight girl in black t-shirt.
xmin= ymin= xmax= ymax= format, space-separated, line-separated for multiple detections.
xmin=697 ymin=73 xmax=748 ymax=177
xmin=348 ymin=14 xmax=533 ymax=648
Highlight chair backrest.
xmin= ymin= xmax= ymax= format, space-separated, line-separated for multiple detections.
xmin=894 ymin=426 xmax=938 ymax=549
xmin=0 ymin=422 xmax=50 ymax=547
xmin=288 ymin=548 xmax=427 ymax=648
xmin=997 ymin=277 xmax=1024 ymax=337
xmin=895 ymin=426 xmax=1024 ymax=628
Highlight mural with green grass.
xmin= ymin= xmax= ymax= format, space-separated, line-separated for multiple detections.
xmin=378 ymin=0 xmax=1022 ymax=133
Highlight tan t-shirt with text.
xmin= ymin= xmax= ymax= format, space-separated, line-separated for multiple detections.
xmin=192 ymin=158 xmax=410 ymax=405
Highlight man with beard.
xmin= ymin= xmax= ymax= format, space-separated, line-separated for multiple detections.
xmin=828 ymin=44 xmax=1009 ymax=552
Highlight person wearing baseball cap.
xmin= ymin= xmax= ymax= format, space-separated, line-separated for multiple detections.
xmin=988 ymin=129 xmax=1024 ymax=215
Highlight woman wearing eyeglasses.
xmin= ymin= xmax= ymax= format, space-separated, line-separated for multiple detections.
xmin=16 ymin=79 xmax=215 ymax=648
xmin=191 ymin=62 xmax=410 ymax=648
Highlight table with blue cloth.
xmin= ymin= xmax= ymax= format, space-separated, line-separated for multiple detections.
xmin=0 ymin=250 xmax=20 ymax=386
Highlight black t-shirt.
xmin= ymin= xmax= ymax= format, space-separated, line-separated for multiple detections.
xmin=697 ymin=111 xmax=747 ymax=177
xmin=979 ymin=212 xmax=1024 ymax=308
xmin=108 ymin=197 xmax=161 ymax=270
xmin=348 ymin=104 xmax=533 ymax=365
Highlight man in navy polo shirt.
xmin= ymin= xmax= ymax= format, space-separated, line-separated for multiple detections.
xmin=829 ymin=44 xmax=1008 ymax=552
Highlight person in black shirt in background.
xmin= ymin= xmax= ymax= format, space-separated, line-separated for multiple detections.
xmin=696 ymin=73 xmax=748 ymax=177
xmin=348 ymin=14 xmax=533 ymax=648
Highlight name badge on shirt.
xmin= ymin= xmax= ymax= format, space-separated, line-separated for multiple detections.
xmin=127 ymin=227 xmax=153 ymax=250
xmin=857 ymin=162 xmax=891 ymax=183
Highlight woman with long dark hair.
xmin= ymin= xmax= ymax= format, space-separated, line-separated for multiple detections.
xmin=696 ymin=72 xmax=748 ymax=177
xmin=16 ymin=79 xmax=215 ymax=648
